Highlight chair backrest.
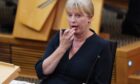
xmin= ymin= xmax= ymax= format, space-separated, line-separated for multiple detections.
xmin=109 ymin=40 xmax=117 ymax=84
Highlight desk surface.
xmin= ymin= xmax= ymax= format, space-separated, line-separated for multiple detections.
xmin=0 ymin=61 xmax=20 ymax=84
xmin=129 ymin=75 xmax=140 ymax=84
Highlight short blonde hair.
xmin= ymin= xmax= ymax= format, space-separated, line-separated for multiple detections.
xmin=66 ymin=0 xmax=94 ymax=17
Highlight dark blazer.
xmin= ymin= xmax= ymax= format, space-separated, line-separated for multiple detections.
xmin=35 ymin=30 xmax=113 ymax=84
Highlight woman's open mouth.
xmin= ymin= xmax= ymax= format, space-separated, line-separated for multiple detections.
xmin=71 ymin=25 xmax=78 ymax=30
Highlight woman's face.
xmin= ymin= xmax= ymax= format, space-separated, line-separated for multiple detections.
xmin=67 ymin=9 xmax=91 ymax=35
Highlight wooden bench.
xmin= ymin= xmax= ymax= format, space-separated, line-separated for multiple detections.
xmin=116 ymin=41 xmax=140 ymax=84
xmin=128 ymin=75 xmax=140 ymax=84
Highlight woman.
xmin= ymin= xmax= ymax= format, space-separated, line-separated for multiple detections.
xmin=35 ymin=0 xmax=112 ymax=84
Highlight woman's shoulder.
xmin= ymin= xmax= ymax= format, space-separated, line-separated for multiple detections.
xmin=98 ymin=37 xmax=110 ymax=45
xmin=97 ymin=36 xmax=110 ymax=47
xmin=89 ymin=29 xmax=110 ymax=46
xmin=90 ymin=32 xmax=110 ymax=48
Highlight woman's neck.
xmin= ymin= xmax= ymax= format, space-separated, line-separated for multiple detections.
xmin=74 ymin=29 xmax=93 ymax=42
xmin=69 ymin=30 xmax=93 ymax=59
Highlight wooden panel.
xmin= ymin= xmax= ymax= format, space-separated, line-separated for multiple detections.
xmin=52 ymin=0 xmax=67 ymax=30
xmin=128 ymin=52 xmax=140 ymax=75
xmin=13 ymin=0 xmax=57 ymax=41
xmin=0 ymin=33 xmax=47 ymax=48
xmin=116 ymin=41 xmax=140 ymax=84
xmin=0 ymin=33 xmax=48 ymax=77
xmin=91 ymin=0 xmax=104 ymax=34
xmin=128 ymin=75 xmax=140 ymax=84
xmin=19 ymin=0 xmax=57 ymax=31
xmin=116 ymin=50 xmax=128 ymax=84
xmin=12 ymin=46 xmax=45 ymax=77
xmin=0 ymin=43 xmax=11 ymax=63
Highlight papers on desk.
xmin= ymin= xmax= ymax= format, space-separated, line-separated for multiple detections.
xmin=0 ymin=61 xmax=20 ymax=84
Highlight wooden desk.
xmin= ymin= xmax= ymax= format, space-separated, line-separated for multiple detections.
xmin=128 ymin=75 xmax=140 ymax=84
xmin=116 ymin=41 xmax=140 ymax=84
xmin=0 ymin=61 xmax=20 ymax=84
xmin=0 ymin=33 xmax=46 ymax=78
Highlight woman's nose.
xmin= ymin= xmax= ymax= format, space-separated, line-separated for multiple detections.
xmin=71 ymin=16 xmax=76 ymax=22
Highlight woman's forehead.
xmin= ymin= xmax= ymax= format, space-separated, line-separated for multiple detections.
xmin=67 ymin=8 xmax=85 ymax=14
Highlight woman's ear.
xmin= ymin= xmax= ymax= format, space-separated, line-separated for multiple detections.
xmin=88 ymin=16 xmax=92 ymax=24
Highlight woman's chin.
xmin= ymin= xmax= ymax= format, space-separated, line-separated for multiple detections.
xmin=74 ymin=31 xmax=80 ymax=35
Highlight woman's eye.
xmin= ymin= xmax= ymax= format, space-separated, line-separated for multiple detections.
xmin=68 ymin=14 xmax=72 ymax=17
xmin=76 ymin=14 xmax=81 ymax=18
